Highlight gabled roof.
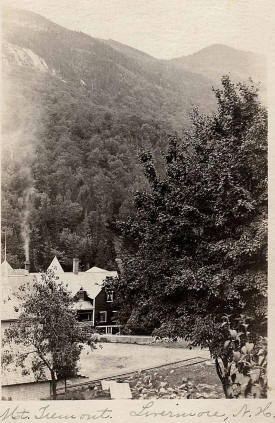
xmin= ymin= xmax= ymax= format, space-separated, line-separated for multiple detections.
xmin=86 ymin=266 xmax=110 ymax=273
xmin=56 ymin=270 xmax=117 ymax=298
xmin=57 ymin=273 xmax=103 ymax=298
xmin=1 ymin=260 xmax=13 ymax=276
xmin=32 ymin=259 xmax=118 ymax=300
xmin=2 ymin=271 xmax=31 ymax=321
xmin=47 ymin=256 xmax=64 ymax=273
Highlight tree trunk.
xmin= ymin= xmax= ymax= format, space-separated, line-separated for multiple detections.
xmin=214 ymin=357 xmax=232 ymax=398
xmin=51 ymin=370 xmax=57 ymax=400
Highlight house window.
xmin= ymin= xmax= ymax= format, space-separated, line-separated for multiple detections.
xmin=78 ymin=288 xmax=85 ymax=301
xmin=79 ymin=311 xmax=92 ymax=322
xmin=106 ymin=291 xmax=114 ymax=302
xmin=111 ymin=311 xmax=118 ymax=322
xmin=99 ymin=311 xmax=107 ymax=323
xmin=107 ymin=327 xmax=113 ymax=334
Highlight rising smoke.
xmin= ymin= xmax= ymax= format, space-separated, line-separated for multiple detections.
xmin=3 ymin=48 xmax=45 ymax=264
xmin=21 ymin=186 xmax=36 ymax=262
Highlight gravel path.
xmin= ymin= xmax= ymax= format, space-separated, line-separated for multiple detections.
xmin=78 ymin=343 xmax=210 ymax=381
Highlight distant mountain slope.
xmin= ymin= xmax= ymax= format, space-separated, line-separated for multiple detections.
xmin=170 ymin=44 xmax=266 ymax=85
xmin=3 ymin=8 xmax=266 ymax=130
xmin=104 ymin=38 xmax=159 ymax=69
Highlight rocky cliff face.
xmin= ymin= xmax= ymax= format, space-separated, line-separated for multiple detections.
xmin=3 ymin=41 xmax=51 ymax=73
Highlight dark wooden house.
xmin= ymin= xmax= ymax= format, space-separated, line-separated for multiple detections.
xmin=48 ymin=257 xmax=120 ymax=334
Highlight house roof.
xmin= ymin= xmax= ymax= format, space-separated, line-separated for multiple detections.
xmin=46 ymin=257 xmax=117 ymax=298
xmin=55 ymin=269 xmax=117 ymax=298
xmin=86 ymin=266 xmax=110 ymax=273
xmin=72 ymin=300 xmax=93 ymax=310
xmin=2 ymin=271 xmax=31 ymax=321
xmin=1 ymin=260 xmax=13 ymax=276
xmin=1 ymin=260 xmax=29 ymax=278
xmin=47 ymin=256 xmax=64 ymax=273
xmin=2 ymin=258 xmax=118 ymax=321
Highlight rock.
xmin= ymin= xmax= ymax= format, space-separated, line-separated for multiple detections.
xmin=159 ymin=388 xmax=167 ymax=394
xmin=146 ymin=389 xmax=156 ymax=396
xmin=179 ymin=384 xmax=187 ymax=390
xmin=170 ymin=370 xmax=175 ymax=374
xmin=160 ymin=381 xmax=168 ymax=388
xmin=182 ymin=377 xmax=188 ymax=383
xmin=204 ymin=384 xmax=215 ymax=390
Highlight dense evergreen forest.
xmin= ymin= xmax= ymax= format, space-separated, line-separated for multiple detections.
xmin=1 ymin=7 xmax=266 ymax=272
xmin=2 ymin=68 xmax=171 ymax=271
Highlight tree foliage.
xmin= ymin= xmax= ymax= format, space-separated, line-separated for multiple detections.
xmin=2 ymin=269 xmax=97 ymax=399
xmin=1 ymin=66 xmax=171 ymax=271
xmin=216 ymin=315 xmax=267 ymax=398
xmin=113 ymin=77 xmax=267 ymax=396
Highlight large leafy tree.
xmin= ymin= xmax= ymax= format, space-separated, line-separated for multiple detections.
xmin=113 ymin=77 xmax=267 ymax=397
xmin=2 ymin=269 xmax=97 ymax=399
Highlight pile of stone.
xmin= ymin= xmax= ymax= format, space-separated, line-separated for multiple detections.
xmin=118 ymin=369 xmax=222 ymax=400
xmin=60 ymin=380 xmax=111 ymax=400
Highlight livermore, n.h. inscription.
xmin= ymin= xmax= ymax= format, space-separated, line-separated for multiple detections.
xmin=0 ymin=402 xmax=274 ymax=422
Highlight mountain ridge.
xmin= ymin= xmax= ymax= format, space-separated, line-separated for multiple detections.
xmin=2 ymin=7 xmax=265 ymax=64
xmin=3 ymin=6 xmax=266 ymax=131
xmin=2 ymin=7 xmax=219 ymax=129
xmin=3 ymin=6 xmax=265 ymax=82
xmin=170 ymin=43 xmax=266 ymax=84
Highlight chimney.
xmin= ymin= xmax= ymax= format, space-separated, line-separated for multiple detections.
xmin=73 ymin=258 xmax=79 ymax=275
xmin=24 ymin=260 xmax=30 ymax=273
xmin=115 ymin=258 xmax=123 ymax=275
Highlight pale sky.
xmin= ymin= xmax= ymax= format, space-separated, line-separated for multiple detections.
xmin=2 ymin=0 xmax=274 ymax=59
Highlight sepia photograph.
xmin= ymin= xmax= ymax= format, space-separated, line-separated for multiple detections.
xmin=1 ymin=0 xmax=269 ymax=404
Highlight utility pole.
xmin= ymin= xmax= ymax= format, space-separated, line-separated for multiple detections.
xmin=4 ymin=229 xmax=7 ymax=261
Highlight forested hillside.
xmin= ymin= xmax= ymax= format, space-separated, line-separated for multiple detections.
xmin=1 ymin=7 xmax=266 ymax=271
